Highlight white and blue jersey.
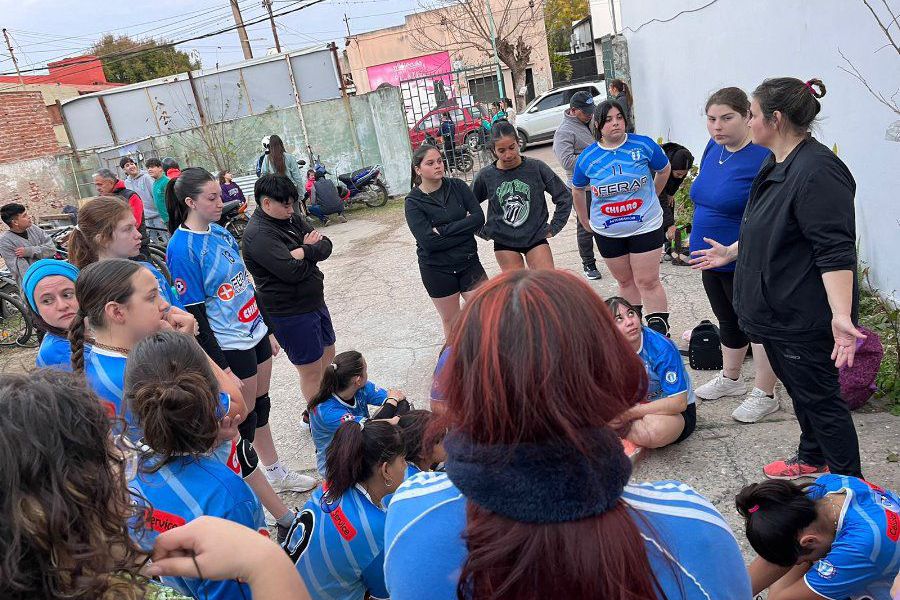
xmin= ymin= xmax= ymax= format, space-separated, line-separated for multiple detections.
xmin=383 ymin=463 xmax=423 ymax=508
xmin=804 ymin=475 xmax=900 ymax=600
xmin=166 ymin=224 xmax=265 ymax=350
xmin=130 ymin=454 xmax=267 ymax=600
xmin=638 ymin=326 xmax=695 ymax=405
xmin=36 ymin=332 xmax=71 ymax=370
xmin=288 ymin=484 xmax=389 ymax=600
xmin=139 ymin=261 xmax=183 ymax=310
xmin=84 ymin=346 xmax=131 ymax=426
xmin=309 ymin=382 xmax=389 ymax=476
xmin=571 ymin=135 xmax=670 ymax=237
xmin=384 ymin=473 xmax=750 ymax=600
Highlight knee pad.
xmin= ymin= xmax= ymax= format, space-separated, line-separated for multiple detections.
xmin=255 ymin=393 xmax=272 ymax=428
xmin=238 ymin=410 xmax=258 ymax=443
xmin=237 ymin=437 xmax=259 ymax=479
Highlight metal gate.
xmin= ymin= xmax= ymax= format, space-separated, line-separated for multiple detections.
xmin=398 ymin=63 xmax=506 ymax=184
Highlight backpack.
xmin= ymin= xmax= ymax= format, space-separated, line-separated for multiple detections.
xmin=839 ymin=325 xmax=884 ymax=410
xmin=688 ymin=320 xmax=723 ymax=370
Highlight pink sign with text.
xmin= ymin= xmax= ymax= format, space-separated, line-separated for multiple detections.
xmin=366 ymin=51 xmax=452 ymax=88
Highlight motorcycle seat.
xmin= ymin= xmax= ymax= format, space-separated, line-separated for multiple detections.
xmin=338 ymin=173 xmax=355 ymax=186
xmin=221 ymin=200 xmax=242 ymax=214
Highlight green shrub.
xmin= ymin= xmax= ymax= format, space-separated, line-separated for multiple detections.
xmin=858 ymin=266 xmax=900 ymax=414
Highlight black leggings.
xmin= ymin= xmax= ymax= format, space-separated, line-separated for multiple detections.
xmin=701 ymin=270 xmax=749 ymax=349
xmin=372 ymin=399 xmax=411 ymax=420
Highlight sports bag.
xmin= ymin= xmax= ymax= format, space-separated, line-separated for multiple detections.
xmin=689 ymin=320 xmax=723 ymax=370
xmin=839 ymin=325 xmax=883 ymax=410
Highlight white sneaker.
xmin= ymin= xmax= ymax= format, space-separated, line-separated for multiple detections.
xmin=695 ymin=371 xmax=747 ymax=400
xmin=266 ymin=469 xmax=317 ymax=493
xmin=732 ymin=388 xmax=780 ymax=423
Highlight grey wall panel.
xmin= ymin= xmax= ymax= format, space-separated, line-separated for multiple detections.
xmin=290 ymin=50 xmax=341 ymax=103
xmin=60 ymin=97 xmax=114 ymax=149
xmin=194 ymin=69 xmax=251 ymax=122
xmin=241 ymin=60 xmax=296 ymax=111
xmin=102 ymin=89 xmax=159 ymax=142
xmin=146 ymin=79 xmax=200 ymax=133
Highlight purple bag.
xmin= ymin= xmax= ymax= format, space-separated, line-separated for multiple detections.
xmin=839 ymin=325 xmax=884 ymax=410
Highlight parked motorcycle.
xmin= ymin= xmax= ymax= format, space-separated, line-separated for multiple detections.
xmin=305 ymin=156 xmax=388 ymax=209
xmin=423 ymin=134 xmax=475 ymax=173
xmin=218 ymin=199 xmax=248 ymax=241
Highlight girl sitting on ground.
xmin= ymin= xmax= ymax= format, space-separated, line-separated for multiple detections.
xmin=606 ymin=296 xmax=696 ymax=449
xmin=125 ymin=330 xmax=266 ymax=600
xmin=22 ymin=259 xmax=79 ymax=370
xmin=308 ymin=350 xmax=409 ymax=476
xmin=284 ymin=420 xmax=406 ymax=600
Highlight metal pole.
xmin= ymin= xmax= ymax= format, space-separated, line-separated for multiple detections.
xmin=283 ymin=53 xmax=313 ymax=163
xmin=484 ymin=0 xmax=505 ymax=98
xmin=263 ymin=0 xmax=282 ymax=53
xmin=329 ymin=42 xmax=364 ymax=165
xmin=229 ymin=0 xmax=254 ymax=60
xmin=2 ymin=29 xmax=25 ymax=87
xmin=608 ymin=0 xmax=618 ymax=35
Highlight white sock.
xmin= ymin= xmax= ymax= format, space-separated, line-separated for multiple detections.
xmin=264 ymin=461 xmax=287 ymax=478
xmin=276 ymin=510 xmax=295 ymax=527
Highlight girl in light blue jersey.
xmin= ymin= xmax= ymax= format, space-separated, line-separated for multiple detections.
xmin=284 ymin=419 xmax=407 ymax=600
xmin=22 ymin=259 xmax=79 ymax=370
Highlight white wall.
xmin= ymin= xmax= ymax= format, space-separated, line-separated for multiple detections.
xmin=620 ymin=0 xmax=900 ymax=299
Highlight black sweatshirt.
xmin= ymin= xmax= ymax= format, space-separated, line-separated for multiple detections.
xmin=733 ymin=137 xmax=858 ymax=342
xmin=241 ymin=209 xmax=333 ymax=317
xmin=472 ymin=157 xmax=572 ymax=248
xmin=405 ymin=177 xmax=485 ymax=269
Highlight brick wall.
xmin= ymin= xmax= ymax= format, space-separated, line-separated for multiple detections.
xmin=0 ymin=91 xmax=60 ymax=165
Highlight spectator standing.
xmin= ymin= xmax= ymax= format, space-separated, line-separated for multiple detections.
xmin=609 ymin=79 xmax=634 ymax=132
xmin=439 ymin=112 xmax=457 ymax=170
xmin=502 ymin=97 xmax=516 ymax=125
xmin=121 ymin=156 xmax=166 ymax=242
xmin=145 ymin=158 xmax=170 ymax=227
xmin=0 ymin=203 xmax=55 ymax=285
xmin=93 ymin=168 xmax=149 ymax=259
xmin=259 ymin=134 xmax=305 ymax=215
xmin=553 ymin=91 xmax=602 ymax=280
xmin=691 ymin=78 xmax=864 ymax=480
xmin=162 ymin=157 xmax=181 ymax=180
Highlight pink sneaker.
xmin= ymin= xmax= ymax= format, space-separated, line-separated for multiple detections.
xmin=763 ymin=457 xmax=830 ymax=480
xmin=621 ymin=438 xmax=644 ymax=463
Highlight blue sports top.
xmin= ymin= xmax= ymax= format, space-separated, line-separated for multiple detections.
xmin=139 ymin=261 xmax=183 ymax=310
xmin=166 ymin=224 xmax=266 ymax=351
xmin=309 ymin=382 xmax=388 ymax=476
xmin=571 ymin=135 xmax=670 ymax=238
xmin=637 ymin=326 xmax=696 ymax=404
xmin=84 ymin=346 xmax=130 ymax=427
xmin=36 ymin=332 xmax=71 ymax=370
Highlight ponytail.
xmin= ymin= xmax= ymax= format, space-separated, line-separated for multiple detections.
xmin=324 ymin=419 xmax=404 ymax=503
xmin=611 ymin=78 xmax=632 ymax=108
xmin=68 ymin=312 xmax=88 ymax=373
xmin=165 ymin=167 xmax=216 ymax=233
xmin=307 ymin=350 xmax=365 ymax=412
xmin=735 ymin=479 xmax=818 ymax=567
xmin=752 ymin=77 xmax=827 ymax=133
xmin=68 ymin=197 xmax=132 ymax=269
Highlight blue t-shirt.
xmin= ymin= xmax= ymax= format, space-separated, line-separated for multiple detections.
xmin=36 ymin=332 xmax=71 ymax=370
xmin=288 ymin=484 xmax=389 ymax=600
xmin=139 ymin=262 xmax=183 ymax=309
xmin=384 ymin=473 xmax=750 ymax=600
xmin=130 ymin=454 xmax=266 ymax=600
xmin=638 ymin=326 xmax=696 ymax=405
xmin=84 ymin=346 xmax=130 ymax=425
xmin=166 ymin=224 xmax=266 ymax=351
xmin=571 ymin=135 xmax=670 ymax=238
xmin=689 ymin=139 xmax=769 ymax=272
xmin=309 ymin=382 xmax=389 ymax=476
xmin=804 ymin=475 xmax=900 ymax=600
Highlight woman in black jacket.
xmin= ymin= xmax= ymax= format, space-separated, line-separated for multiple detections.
xmin=691 ymin=77 xmax=865 ymax=480
xmin=406 ymin=144 xmax=487 ymax=339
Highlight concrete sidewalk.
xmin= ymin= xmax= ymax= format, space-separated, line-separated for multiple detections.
xmin=265 ymin=144 xmax=899 ymax=556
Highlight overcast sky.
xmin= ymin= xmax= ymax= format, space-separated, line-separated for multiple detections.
xmin=0 ymin=0 xmax=423 ymax=76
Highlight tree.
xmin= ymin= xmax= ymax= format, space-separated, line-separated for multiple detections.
xmin=544 ymin=0 xmax=588 ymax=84
xmin=411 ymin=0 xmax=545 ymax=110
xmin=91 ymin=34 xmax=201 ymax=85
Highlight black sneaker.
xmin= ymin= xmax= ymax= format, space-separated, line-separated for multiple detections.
xmin=583 ymin=266 xmax=602 ymax=280
xmin=277 ymin=523 xmax=289 ymax=545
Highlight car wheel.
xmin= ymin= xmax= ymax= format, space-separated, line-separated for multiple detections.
xmin=517 ymin=130 xmax=528 ymax=152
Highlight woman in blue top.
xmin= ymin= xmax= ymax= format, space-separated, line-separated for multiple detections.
xmin=283 ymin=420 xmax=406 ymax=600
xmin=384 ymin=269 xmax=750 ymax=600
xmin=571 ymin=100 xmax=673 ymax=336
xmin=606 ymin=296 xmax=696 ymax=449
xmin=737 ymin=476 xmax=900 ymax=600
xmin=690 ymin=87 xmax=780 ymax=425
xmin=125 ymin=330 xmax=266 ymax=600
xmin=308 ymin=350 xmax=409 ymax=476
xmin=21 ymin=259 xmax=79 ymax=370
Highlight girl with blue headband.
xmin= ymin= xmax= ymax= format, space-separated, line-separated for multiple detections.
xmin=22 ymin=258 xmax=79 ymax=370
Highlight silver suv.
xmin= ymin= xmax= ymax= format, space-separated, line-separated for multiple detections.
xmin=516 ymin=81 xmax=604 ymax=151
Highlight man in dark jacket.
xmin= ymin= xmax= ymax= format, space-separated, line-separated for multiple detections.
xmin=93 ymin=168 xmax=149 ymax=259
xmin=242 ymin=174 xmax=334 ymax=406
xmin=308 ymin=173 xmax=347 ymax=226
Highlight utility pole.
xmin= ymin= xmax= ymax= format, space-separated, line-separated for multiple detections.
xmin=2 ymin=29 xmax=25 ymax=87
xmin=343 ymin=13 xmax=351 ymax=37
xmin=263 ymin=0 xmax=282 ymax=53
xmin=484 ymin=0 xmax=505 ymax=98
xmin=229 ymin=0 xmax=254 ymax=60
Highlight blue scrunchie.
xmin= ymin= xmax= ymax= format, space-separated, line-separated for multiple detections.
xmin=443 ymin=427 xmax=632 ymax=524
xmin=22 ymin=259 xmax=79 ymax=313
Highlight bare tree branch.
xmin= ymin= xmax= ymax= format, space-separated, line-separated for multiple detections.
xmin=863 ymin=0 xmax=900 ymax=55
xmin=838 ymin=48 xmax=900 ymax=115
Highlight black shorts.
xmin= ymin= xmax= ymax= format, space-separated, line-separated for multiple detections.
xmin=594 ymin=227 xmax=665 ymax=259
xmin=270 ymin=305 xmax=336 ymax=366
xmin=419 ymin=260 xmax=487 ymax=299
xmin=674 ymin=402 xmax=697 ymax=444
xmin=222 ymin=335 xmax=273 ymax=380
xmin=493 ymin=238 xmax=549 ymax=255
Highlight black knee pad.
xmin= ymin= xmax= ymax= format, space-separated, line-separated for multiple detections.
xmin=255 ymin=393 xmax=272 ymax=427
xmin=238 ymin=410 xmax=258 ymax=443
xmin=237 ymin=437 xmax=259 ymax=479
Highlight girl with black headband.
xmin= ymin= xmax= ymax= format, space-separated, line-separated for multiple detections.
xmin=384 ymin=269 xmax=750 ymax=599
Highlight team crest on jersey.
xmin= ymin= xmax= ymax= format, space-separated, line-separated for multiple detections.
xmin=340 ymin=413 xmax=356 ymax=424
xmin=631 ymin=149 xmax=642 ymax=161
xmin=174 ymin=278 xmax=187 ymax=295
xmin=814 ymin=559 xmax=836 ymax=579
xmin=665 ymin=371 xmax=678 ymax=384
xmin=217 ymin=283 xmax=236 ymax=302
xmin=496 ymin=179 xmax=531 ymax=228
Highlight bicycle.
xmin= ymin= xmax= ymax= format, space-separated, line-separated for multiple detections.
xmin=0 ymin=273 xmax=35 ymax=347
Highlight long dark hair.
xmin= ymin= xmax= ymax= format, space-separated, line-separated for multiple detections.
xmin=410 ymin=144 xmax=441 ymax=188
xmin=735 ymin=479 xmax=819 ymax=567
xmin=610 ymin=78 xmax=632 ymax=108
xmin=324 ymin=420 xmax=405 ymax=503
xmin=435 ymin=269 xmax=662 ymax=599
xmin=267 ymin=134 xmax=288 ymax=176
xmin=592 ymin=100 xmax=630 ymax=142
xmin=164 ymin=167 xmax=217 ymax=233
xmin=397 ymin=409 xmax=441 ymax=468
xmin=68 ymin=197 xmax=133 ymax=269
xmin=308 ymin=350 xmax=365 ymax=412
xmin=753 ymin=77 xmax=826 ymax=133
xmin=125 ymin=331 xmax=220 ymax=469
xmin=69 ymin=259 xmax=142 ymax=373
xmin=0 ymin=369 xmax=149 ymax=600
xmin=488 ymin=120 xmax=518 ymax=157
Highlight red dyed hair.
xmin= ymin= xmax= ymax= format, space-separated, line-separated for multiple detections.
xmin=435 ymin=269 xmax=665 ymax=600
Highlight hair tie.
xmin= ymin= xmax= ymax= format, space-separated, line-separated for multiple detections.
xmin=359 ymin=420 xmax=365 ymax=430
xmin=748 ymin=504 xmax=760 ymax=514
xmin=803 ymin=81 xmax=815 ymax=94
xmin=330 ymin=363 xmax=337 ymax=370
